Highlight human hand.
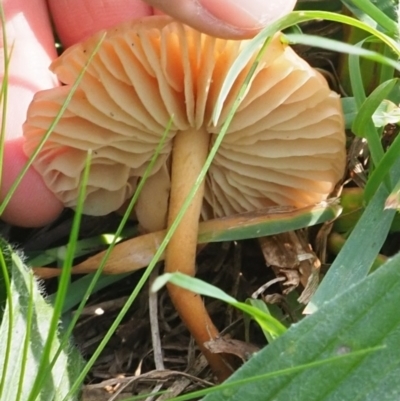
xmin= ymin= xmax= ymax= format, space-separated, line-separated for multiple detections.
xmin=0 ymin=0 xmax=296 ymax=227
xmin=146 ymin=0 xmax=297 ymax=39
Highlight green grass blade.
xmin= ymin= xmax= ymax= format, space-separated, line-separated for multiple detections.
xmin=348 ymin=48 xmax=367 ymax=108
xmin=0 ymin=4 xmax=11 ymax=192
xmin=352 ymin=78 xmax=397 ymax=166
xmin=199 ymin=201 xmax=341 ymax=243
xmin=15 ymin=275 xmax=34 ymax=401
xmin=341 ymin=0 xmax=398 ymax=33
xmin=378 ymin=45 xmax=396 ymax=85
xmin=52 ymin=273 xmax=131 ymax=313
xmin=342 ymin=97 xmax=358 ymax=128
xmin=0 ymin=240 xmax=12 ymax=397
xmin=213 ymin=10 xmax=400 ymax=125
xmin=64 ymin=18 xmax=281 ymax=397
xmin=362 ymin=117 xmax=400 ymax=202
xmin=352 ymin=77 xmax=397 ymax=134
xmin=27 ymin=151 xmax=92 ymax=401
xmin=0 ymin=33 xmax=106 ymax=216
xmin=306 ymin=159 xmax=400 ymax=313
xmin=61 ymin=119 xmax=173 ymax=400
xmin=246 ymin=299 xmax=283 ymax=343
xmin=56 ymin=201 xmax=341 ymax=280
xmin=27 ymin=227 xmax=136 ymax=267
xmin=285 ymin=34 xmax=400 ymax=70
xmin=152 ymin=272 xmax=287 ymax=339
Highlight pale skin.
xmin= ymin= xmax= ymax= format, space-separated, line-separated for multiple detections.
xmin=0 ymin=0 xmax=296 ymax=227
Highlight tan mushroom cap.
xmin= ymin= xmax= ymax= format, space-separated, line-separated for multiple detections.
xmin=23 ymin=16 xmax=345 ymax=230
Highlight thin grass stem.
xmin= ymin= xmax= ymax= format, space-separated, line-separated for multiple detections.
xmin=0 ymin=4 xmax=11 ymax=192
xmin=0 ymin=243 xmax=12 ymax=396
xmin=27 ymin=149 xmax=92 ymax=401
xmin=62 ymin=118 xmax=173 ymax=400
xmin=0 ymin=33 xmax=106 ymax=216
xmin=15 ymin=275 xmax=34 ymax=401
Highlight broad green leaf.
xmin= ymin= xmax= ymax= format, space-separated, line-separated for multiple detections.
xmin=201 ymin=251 xmax=400 ymax=401
xmin=0 ymin=245 xmax=83 ymax=401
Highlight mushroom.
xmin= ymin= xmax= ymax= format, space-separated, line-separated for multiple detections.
xmin=23 ymin=16 xmax=346 ymax=380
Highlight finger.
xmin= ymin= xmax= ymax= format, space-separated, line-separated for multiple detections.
xmin=48 ymin=0 xmax=153 ymax=48
xmin=0 ymin=0 xmax=58 ymax=137
xmin=144 ymin=0 xmax=297 ymax=39
xmin=1 ymin=138 xmax=63 ymax=227
xmin=0 ymin=0 xmax=63 ymax=226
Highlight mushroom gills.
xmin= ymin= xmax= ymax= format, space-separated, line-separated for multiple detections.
xmin=23 ymin=16 xmax=346 ymax=380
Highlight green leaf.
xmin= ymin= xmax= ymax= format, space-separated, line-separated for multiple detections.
xmin=152 ymin=273 xmax=286 ymax=340
xmin=0 ymin=245 xmax=83 ymax=401
xmin=285 ymin=34 xmax=400 ymax=71
xmin=341 ymin=0 xmax=398 ymax=33
xmin=199 ymin=201 xmax=341 ymax=243
xmin=353 ymin=77 xmax=398 ymax=130
xmin=342 ymin=97 xmax=358 ymax=128
xmin=372 ymin=99 xmax=400 ymax=127
xmin=306 ymin=160 xmax=400 ymax=313
xmin=245 ymin=299 xmax=286 ymax=343
xmin=50 ymin=273 xmax=131 ymax=314
xmin=352 ymin=79 xmax=398 ymax=166
xmin=364 ymin=121 xmax=400 ymax=202
xmin=213 ymin=10 xmax=400 ymax=125
xmin=0 ymin=238 xmax=12 ymax=323
xmin=201 ymin=251 xmax=400 ymax=401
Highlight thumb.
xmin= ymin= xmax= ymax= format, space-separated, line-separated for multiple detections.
xmin=143 ymin=0 xmax=297 ymax=39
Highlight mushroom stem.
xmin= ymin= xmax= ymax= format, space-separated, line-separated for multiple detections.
xmin=165 ymin=128 xmax=232 ymax=381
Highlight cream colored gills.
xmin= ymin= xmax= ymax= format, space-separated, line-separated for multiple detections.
xmin=23 ymin=16 xmax=345 ymax=225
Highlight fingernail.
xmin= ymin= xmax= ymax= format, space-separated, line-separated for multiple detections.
xmin=198 ymin=0 xmax=296 ymax=29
